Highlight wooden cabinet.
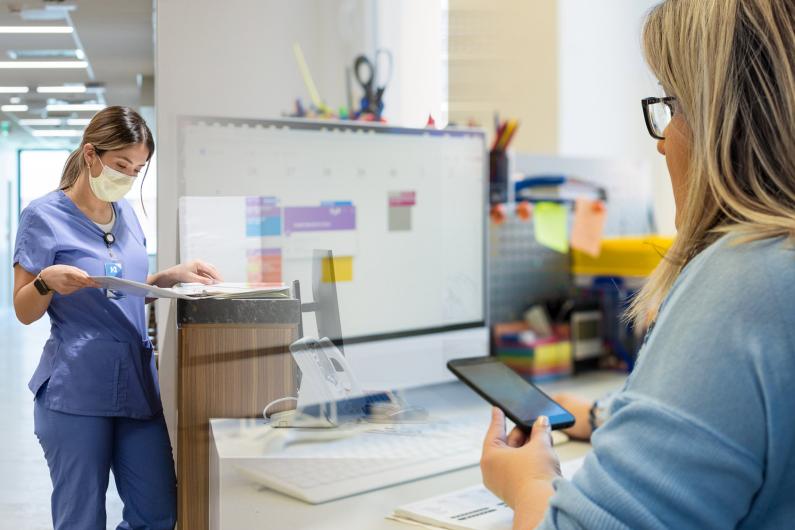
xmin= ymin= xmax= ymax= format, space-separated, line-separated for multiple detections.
xmin=176 ymin=298 xmax=300 ymax=530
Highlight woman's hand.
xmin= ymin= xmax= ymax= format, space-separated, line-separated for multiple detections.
xmin=40 ymin=265 xmax=100 ymax=295
xmin=150 ymin=260 xmax=223 ymax=287
xmin=552 ymin=393 xmax=594 ymax=441
xmin=481 ymin=408 xmax=559 ymax=529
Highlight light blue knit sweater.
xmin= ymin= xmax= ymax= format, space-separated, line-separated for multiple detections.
xmin=540 ymin=234 xmax=795 ymax=529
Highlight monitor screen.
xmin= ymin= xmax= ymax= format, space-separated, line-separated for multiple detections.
xmin=180 ymin=121 xmax=486 ymax=342
xmin=179 ymin=119 xmax=488 ymax=388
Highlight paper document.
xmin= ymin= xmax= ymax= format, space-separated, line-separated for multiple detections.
xmin=91 ymin=277 xmax=290 ymax=300
xmin=388 ymin=457 xmax=585 ymax=530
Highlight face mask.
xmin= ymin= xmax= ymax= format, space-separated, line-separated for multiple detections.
xmin=88 ymin=158 xmax=136 ymax=202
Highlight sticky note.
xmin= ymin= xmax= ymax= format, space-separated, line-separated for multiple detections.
xmin=388 ymin=191 xmax=416 ymax=231
xmin=321 ymin=256 xmax=353 ymax=283
xmin=571 ymin=199 xmax=607 ymax=257
xmin=534 ymin=202 xmax=569 ymax=254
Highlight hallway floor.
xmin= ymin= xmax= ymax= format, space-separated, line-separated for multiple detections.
xmin=1 ymin=309 xmax=124 ymax=530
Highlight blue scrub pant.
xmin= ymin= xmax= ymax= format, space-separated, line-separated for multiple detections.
xmin=34 ymin=385 xmax=177 ymax=530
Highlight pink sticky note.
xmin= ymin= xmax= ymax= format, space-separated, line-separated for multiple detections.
xmin=571 ymin=199 xmax=607 ymax=257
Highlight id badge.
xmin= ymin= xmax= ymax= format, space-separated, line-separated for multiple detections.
xmin=104 ymin=260 xmax=125 ymax=300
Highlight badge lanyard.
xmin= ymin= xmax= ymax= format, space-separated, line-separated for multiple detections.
xmin=102 ymin=204 xmax=125 ymax=300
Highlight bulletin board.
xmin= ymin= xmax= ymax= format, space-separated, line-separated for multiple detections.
xmin=177 ymin=117 xmax=488 ymax=341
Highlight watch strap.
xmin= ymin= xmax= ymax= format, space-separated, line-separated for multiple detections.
xmin=34 ymin=274 xmax=52 ymax=295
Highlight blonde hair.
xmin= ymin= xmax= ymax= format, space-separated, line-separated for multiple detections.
xmin=59 ymin=106 xmax=155 ymax=190
xmin=628 ymin=0 xmax=795 ymax=326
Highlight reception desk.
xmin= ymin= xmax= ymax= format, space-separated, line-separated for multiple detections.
xmin=176 ymin=297 xmax=301 ymax=530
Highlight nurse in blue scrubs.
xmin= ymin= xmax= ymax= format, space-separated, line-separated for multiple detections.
xmin=12 ymin=106 xmax=222 ymax=530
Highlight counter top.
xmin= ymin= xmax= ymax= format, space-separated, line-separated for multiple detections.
xmin=177 ymin=297 xmax=301 ymax=325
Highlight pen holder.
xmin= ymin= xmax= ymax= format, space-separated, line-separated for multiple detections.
xmin=489 ymin=150 xmax=509 ymax=204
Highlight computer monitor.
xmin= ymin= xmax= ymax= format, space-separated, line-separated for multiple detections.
xmin=178 ymin=119 xmax=489 ymax=391
xmin=292 ymin=129 xmax=489 ymax=390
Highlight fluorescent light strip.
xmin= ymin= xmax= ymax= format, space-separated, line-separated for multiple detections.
xmin=0 ymin=61 xmax=88 ymax=69
xmin=1 ymin=104 xmax=29 ymax=112
xmin=0 ymin=26 xmax=74 ymax=34
xmin=32 ymin=129 xmax=83 ymax=138
xmin=19 ymin=118 xmax=63 ymax=126
xmin=46 ymin=103 xmax=105 ymax=112
xmin=0 ymin=86 xmax=29 ymax=93
xmin=37 ymin=85 xmax=87 ymax=94
xmin=66 ymin=118 xmax=91 ymax=126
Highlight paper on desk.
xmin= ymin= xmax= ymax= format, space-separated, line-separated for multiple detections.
xmin=90 ymin=277 xmax=289 ymax=300
xmin=389 ymin=457 xmax=585 ymax=530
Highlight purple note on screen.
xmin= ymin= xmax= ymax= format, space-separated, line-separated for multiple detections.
xmin=284 ymin=205 xmax=356 ymax=235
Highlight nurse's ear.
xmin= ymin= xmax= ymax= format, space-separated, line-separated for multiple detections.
xmin=82 ymin=144 xmax=99 ymax=175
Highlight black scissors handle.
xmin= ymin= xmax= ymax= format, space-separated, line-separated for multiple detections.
xmin=354 ymin=55 xmax=375 ymax=94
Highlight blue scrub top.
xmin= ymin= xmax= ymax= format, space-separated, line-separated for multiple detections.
xmin=14 ymin=190 xmax=160 ymax=419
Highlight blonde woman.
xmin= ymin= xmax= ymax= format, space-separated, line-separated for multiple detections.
xmin=480 ymin=1 xmax=795 ymax=528
xmin=13 ymin=106 xmax=221 ymax=529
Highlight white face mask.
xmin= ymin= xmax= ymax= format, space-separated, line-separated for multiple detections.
xmin=88 ymin=157 xmax=136 ymax=202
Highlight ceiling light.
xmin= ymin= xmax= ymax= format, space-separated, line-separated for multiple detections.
xmin=9 ymin=97 xmax=21 ymax=104
xmin=32 ymin=129 xmax=83 ymax=137
xmin=1 ymin=104 xmax=29 ymax=112
xmin=19 ymin=118 xmax=62 ymax=126
xmin=66 ymin=118 xmax=90 ymax=126
xmin=46 ymin=103 xmax=105 ymax=112
xmin=0 ymin=26 xmax=74 ymax=34
xmin=0 ymin=86 xmax=29 ymax=93
xmin=37 ymin=85 xmax=87 ymax=94
xmin=0 ymin=61 xmax=88 ymax=69
xmin=8 ymin=49 xmax=84 ymax=60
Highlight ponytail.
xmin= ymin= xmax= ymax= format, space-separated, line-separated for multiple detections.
xmin=59 ymin=147 xmax=87 ymax=190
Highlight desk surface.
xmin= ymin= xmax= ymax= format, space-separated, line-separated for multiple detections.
xmin=210 ymin=371 xmax=625 ymax=530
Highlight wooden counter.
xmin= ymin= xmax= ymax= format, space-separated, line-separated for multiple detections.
xmin=176 ymin=297 xmax=301 ymax=530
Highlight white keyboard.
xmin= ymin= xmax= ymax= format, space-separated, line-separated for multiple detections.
xmin=236 ymin=415 xmax=568 ymax=504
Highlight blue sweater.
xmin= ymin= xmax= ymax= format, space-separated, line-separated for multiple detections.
xmin=540 ymin=235 xmax=795 ymax=529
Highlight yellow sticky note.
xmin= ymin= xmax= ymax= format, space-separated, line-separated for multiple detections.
xmin=321 ymin=256 xmax=353 ymax=283
xmin=534 ymin=202 xmax=569 ymax=254
xmin=571 ymin=198 xmax=607 ymax=257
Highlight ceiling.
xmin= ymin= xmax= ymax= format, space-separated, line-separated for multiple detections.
xmin=0 ymin=0 xmax=154 ymax=146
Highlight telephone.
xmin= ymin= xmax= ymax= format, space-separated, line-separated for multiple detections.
xmin=290 ymin=336 xmax=364 ymax=408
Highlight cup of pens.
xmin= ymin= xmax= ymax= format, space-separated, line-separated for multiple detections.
xmin=489 ymin=118 xmax=519 ymax=204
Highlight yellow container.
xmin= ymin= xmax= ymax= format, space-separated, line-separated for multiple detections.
xmin=572 ymin=236 xmax=674 ymax=277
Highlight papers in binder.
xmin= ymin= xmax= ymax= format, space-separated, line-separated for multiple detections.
xmin=90 ymin=276 xmax=290 ymax=300
xmin=388 ymin=457 xmax=585 ymax=530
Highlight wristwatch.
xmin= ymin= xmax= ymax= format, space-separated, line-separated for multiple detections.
xmin=588 ymin=392 xmax=616 ymax=433
xmin=33 ymin=273 xmax=52 ymax=295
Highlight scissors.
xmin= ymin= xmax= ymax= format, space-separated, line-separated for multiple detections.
xmin=353 ymin=48 xmax=393 ymax=119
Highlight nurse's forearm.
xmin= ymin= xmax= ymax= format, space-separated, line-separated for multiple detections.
xmin=13 ymin=281 xmax=52 ymax=325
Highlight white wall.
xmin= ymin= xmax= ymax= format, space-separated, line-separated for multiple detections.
xmin=0 ymin=141 xmax=17 ymax=309
xmin=558 ymin=0 xmax=676 ymax=234
xmin=374 ymin=0 xmax=444 ymax=127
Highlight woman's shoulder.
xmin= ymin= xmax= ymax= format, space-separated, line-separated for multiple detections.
xmin=20 ymin=190 xmax=66 ymax=222
xmin=664 ymin=233 xmax=795 ymax=335
xmin=681 ymin=233 xmax=795 ymax=293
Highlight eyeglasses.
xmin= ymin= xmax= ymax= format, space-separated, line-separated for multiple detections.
xmin=642 ymin=96 xmax=677 ymax=140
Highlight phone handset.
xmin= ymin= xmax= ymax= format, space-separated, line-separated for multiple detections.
xmin=290 ymin=336 xmax=364 ymax=408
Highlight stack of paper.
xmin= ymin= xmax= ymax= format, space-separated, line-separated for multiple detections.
xmin=169 ymin=282 xmax=290 ymax=299
xmin=387 ymin=457 xmax=585 ymax=530
xmin=91 ymin=277 xmax=290 ymax=300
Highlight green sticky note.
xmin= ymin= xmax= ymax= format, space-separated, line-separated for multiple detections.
xmin=534 ymin=202 xmax=569 ymax=254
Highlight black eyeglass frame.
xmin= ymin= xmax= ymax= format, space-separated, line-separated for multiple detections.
xmin=641 ymin=96 xmax=677 ymax=140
